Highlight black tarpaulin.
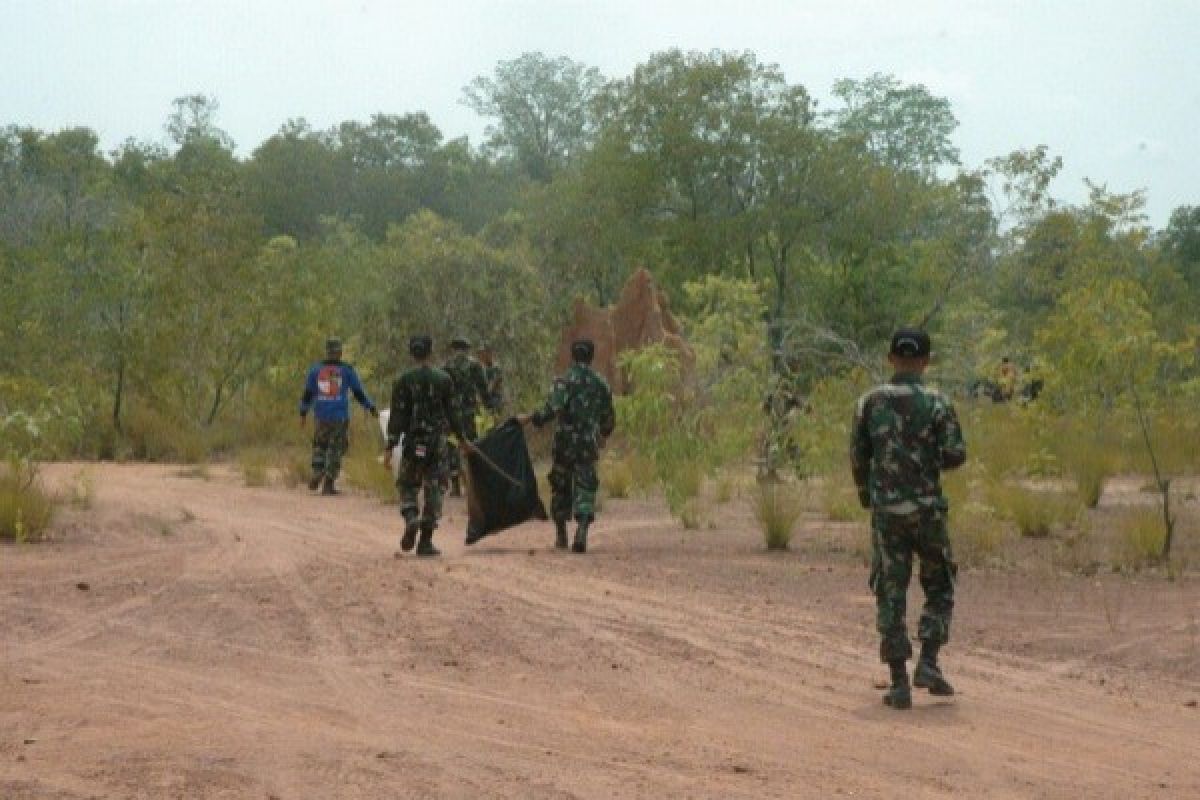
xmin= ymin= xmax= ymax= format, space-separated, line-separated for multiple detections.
xmin=464 ymin=419 xmax=547 ymax=543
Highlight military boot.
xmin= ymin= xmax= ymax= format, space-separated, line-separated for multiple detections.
xmin=913 ymin=642 xmax=955 ymax=696
xmin=308 ymin=473 xmax=322 ymax=491
xmin=554 ymin=520 xmax=569 ymax=550
xmin=416 ymin=526 xmax=441 ymax=557
xmin=571 ymin=519 xmax=590 ymax=554
xmin=320 ymin=476 xmax=340 ymax=495
xmin=399 ymin=513 xmax=419 ymax=553
xmin=883 ymin=659 xmax=912 ymax=710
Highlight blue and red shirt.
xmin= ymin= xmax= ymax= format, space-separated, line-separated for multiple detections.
xmin=299 ymin=360 xmax=376 ymax=422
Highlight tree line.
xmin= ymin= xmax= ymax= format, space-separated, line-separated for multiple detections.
xmin=2 ymin=49 xmax=1198 ymax=462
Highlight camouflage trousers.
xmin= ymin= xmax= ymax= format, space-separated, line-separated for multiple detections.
xmin=311 ymin=420 xmax=350 ymax=481
xmin=869 ymin=507 xmax=957 ymax=663
xmin=548 ymin=450 xmax=599 ymax=524
xmin=444 ymin=414 xmax=479 ymax=482
xmin=397 ymin=437 xmax=447 ymax=529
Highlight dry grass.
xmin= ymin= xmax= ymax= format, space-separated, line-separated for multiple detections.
xmin=1114 ymin=507 xmax=1166 ymax=570
xmin=601 ymin=454 xmax=634 ymax=499
xmin=755 ymin=482 xmax=803 ymax=551
xmin=988 ymin=482 xmax=1081 ymax=539
xmin=0 ymin=460 xmax=57 ymax=542
xmin=237 ymin=448 xmax=272 ymax=488
xmin=342 ymin=446 xmax=397 ymax=504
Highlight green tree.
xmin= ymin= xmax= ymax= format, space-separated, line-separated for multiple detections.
xmin=463 ymin=52 xmax=605 ymax=182
xmin=829 ymin=72 xmax=960 ymax=180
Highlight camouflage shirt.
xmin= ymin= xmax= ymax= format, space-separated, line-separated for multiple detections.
xmin=532 ymin=363 xmax=616 ymax=444
xmin=850 ymin=372 xmax=966 ymax=514
xmin=443 ymin=352 xmax=492 ymax=416
xmin=386 ymin=364 xmax=465 ymax=448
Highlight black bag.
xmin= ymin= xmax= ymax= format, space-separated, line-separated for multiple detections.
xmin=464 ymin=419 xmax=547 ymax=543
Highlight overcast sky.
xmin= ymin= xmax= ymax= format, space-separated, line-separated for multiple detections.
xmin=4 ymin=0 xmax=1197 ymax=226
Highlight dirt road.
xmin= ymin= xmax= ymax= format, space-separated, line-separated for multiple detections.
xmin=2 ymin=464 xmax=1198 ymax=798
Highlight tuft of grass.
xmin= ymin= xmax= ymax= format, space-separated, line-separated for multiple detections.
xmin=601 ymin=454 xmax=634 ymax=500
xmin=1114 ymin=507 xmax=1166 ymax=570
xmin=280 ymin=449 xmax=311 ymax=489
xmin=123 ymin=406 xmax=209 ymax=464
xmin=68 ymin=467 xmax=96 ymax=510
xmin=755 ymin=482 xmax=803 ymax=551
xmin=822 ymin=482 xmax=866 ymax=523
xmin=238 ymin=448 xmax=272 ymax=488
xmin=951 ymin=501 xmax=1006 ymax=568
xmin=678 ymin=498 xmax=705 ymax=530
xmin=176 ymin=464 xmax=211 ymax=481
xmin=663 ymin=461 xmax=703 ymax=519
xmin=713 ymin=472 xmax=738 ymax=504
xmin=988 ymin=482 xmax=1080 ymax=539
xmin=0 ymin=460 xmax=57 ymax=542
xmin=342 ymin=446 xmax=397 ymax=504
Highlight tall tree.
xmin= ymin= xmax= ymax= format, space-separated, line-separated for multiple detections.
xmin=463 ymin=52 xmax=605 ymax=182
xmin=830 ymin=72 xmax=960 ymax=180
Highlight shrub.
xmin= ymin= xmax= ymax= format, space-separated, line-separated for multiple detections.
xmin=601 ymin=454 xmax=634 ymax=499
xmin=823 ymin=482 xmax=867 ymax=523
xmin=341 ymin=446 xmax=397 ymax=504
xmin=280 ymin=449 xmax=311 ymax=489
xmin=988 ymin=482 xmax=1080 ymax=538
xmin=123 ymin=406 xmax=209 ymax=464
xmin=1115 ymin=507 xmax=1166 ymax=570
xmin=238 ymin=448 xmax=272 ymax=487
xmin=755 ymin=482 xmax=803 ymax=550
xmin=0 ymin=460 xmax=57 ymax=542
xmin=951 ymin=504 xmax=1006 ymax=568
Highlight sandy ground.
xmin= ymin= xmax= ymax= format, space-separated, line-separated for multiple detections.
xmin=2 ymin=463 xmax=1199 ymax=799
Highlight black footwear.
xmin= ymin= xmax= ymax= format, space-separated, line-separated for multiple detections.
xmin=554 ymin=520 xmax=569 ymax=550
xmin=400 ymin=517 xmax=419 ymax=553
xmin=913 ymin=660 xmax=955 ymax=696
xmin=320 ymin=477 xmax=340 ymax=495
xmin=883 ymin=683 xmax=912 ymax=710
xmin=416 ymin=528 xmax=440 ymax=557
xmin=308 ymin=474 xmax=322 ymax=491
xmin=571 ymin=520 xmax=589 ymax=554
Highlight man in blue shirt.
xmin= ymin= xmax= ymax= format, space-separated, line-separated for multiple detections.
xmin=299 ymin=337 xmax=378 ymax=495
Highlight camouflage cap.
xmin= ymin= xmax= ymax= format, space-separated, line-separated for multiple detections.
xmin=889 ymin=328 xmax=930 ymax=358
xmin=450 ymin=335 xmax=471 ymax=349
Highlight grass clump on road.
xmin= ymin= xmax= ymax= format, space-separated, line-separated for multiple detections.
xmin=755 ymin=482 xmax=803 ymax=551
xmin=0 ymin=459 xmax=57 ymax=542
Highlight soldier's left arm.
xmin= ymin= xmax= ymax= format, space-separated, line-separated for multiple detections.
xmin=849 ymin=394 xmax=873 ymax=507
xmin=346 ymin=366 xmax=377 ymax=415
xmin=936 ymin=395 xmax=967 ymax=470
xmin=598 ymin=380 xmax=616 ymax=439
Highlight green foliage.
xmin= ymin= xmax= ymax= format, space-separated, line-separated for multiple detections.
xmin=0 ymin=459 xmax=57 ymax=542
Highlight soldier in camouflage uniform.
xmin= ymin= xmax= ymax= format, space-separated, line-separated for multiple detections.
xmin=850 ymin=328 xmax=966 ymax=710
xmin=478 ymin=344 xmax=505 ymax=413
xmin=517 ymin=338 xmax=615 ymax=553
xmin=442 ymin=336 xmax=493 ymax=497
xmin=384 ymin=335 xmax=473 ymax=557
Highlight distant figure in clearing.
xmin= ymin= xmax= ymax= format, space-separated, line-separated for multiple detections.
xmin=850 ymin=328 xmax=966 ymax=710
xmin=299 ymin=337 xmax=377 ymax=495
